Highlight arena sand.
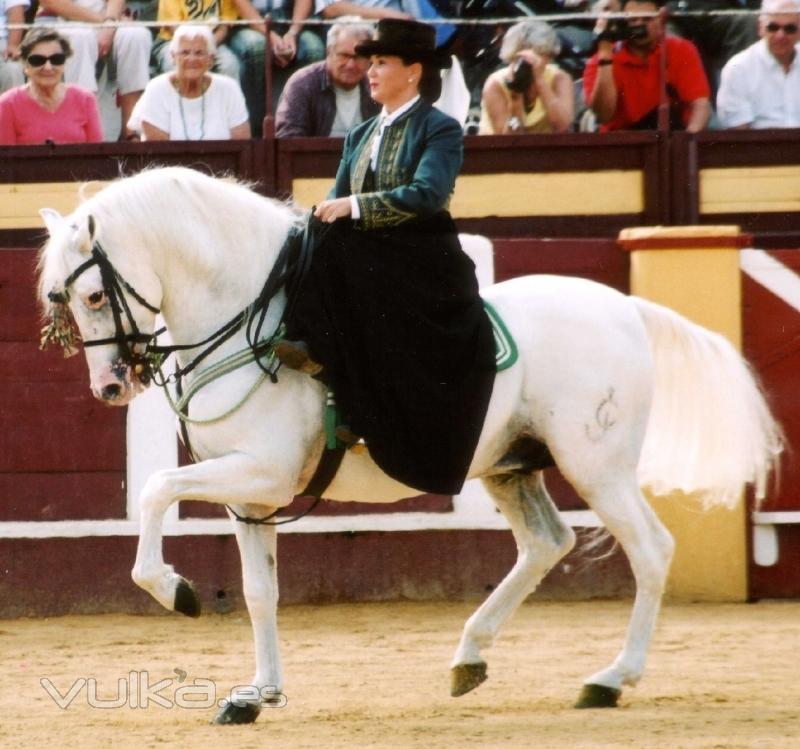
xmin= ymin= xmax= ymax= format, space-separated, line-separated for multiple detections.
xmin=0 ymin=599 xmax=797 ymax=748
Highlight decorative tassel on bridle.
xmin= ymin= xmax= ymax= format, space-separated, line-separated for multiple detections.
xmin=39 ymin=292 xmax=82 ymax=357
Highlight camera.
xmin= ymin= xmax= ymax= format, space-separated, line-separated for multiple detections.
xmin=506 ymin=58 xmax=533 ymax=94
xmin=595 ymin=19 xmax=649 ymax=43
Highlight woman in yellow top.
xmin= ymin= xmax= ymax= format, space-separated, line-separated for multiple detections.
xmin=479 ymin=19 xmax=574 ymax=134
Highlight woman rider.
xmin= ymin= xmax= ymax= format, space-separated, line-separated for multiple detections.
xmin=276 ymin=19 xmax=496 ymax=496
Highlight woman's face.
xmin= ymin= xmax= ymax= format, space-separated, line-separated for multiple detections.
xmin=367 ymin=55 xmax=421 ymax=109
xmin=24 ymin=41 xmax=66 ymax=88
xmin=173 ymin=36 xmax=213 ymax=81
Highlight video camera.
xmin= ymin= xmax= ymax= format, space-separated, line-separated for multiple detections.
xmin=506 ymin=58 xmax=533 ymax=93
xmin=594 ymin=19 xmax=649 ymax=43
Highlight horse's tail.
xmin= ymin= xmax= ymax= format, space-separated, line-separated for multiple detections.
xmin=633 ymin=297 xmax=783 ymax=508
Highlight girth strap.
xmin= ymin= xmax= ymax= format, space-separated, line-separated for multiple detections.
xmin=225 ymin=447 xmax=345 ymax=526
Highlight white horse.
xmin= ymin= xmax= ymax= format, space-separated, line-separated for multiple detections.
xmin=37 ymin=167 xmax=782 ymax=724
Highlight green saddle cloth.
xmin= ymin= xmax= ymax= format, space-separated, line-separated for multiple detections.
xmin=483 ymin=300 xmax=518 ymax=372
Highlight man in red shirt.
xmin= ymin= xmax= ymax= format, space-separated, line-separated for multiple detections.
xmin=584 ymin=0 xmax=711 ymax=132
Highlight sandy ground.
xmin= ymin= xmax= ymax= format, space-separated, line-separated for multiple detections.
xmin=0 ymin=599 xmax=798 ymax=749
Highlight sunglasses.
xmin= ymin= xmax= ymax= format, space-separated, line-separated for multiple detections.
xmin=765 ymin=22 xmax=799 ymax=34
xmin=27 ymin=53 xmax=67 ymax=67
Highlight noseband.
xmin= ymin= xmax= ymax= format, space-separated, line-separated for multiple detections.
xmin=48 ymin=242 xmax=163 ymax=384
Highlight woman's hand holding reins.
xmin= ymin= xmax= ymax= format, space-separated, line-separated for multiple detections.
xmin=314 ymin=198 xmax=352 ymax=223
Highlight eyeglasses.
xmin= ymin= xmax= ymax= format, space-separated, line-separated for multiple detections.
xmin=27 ymin=53 xmax=67 ymax=67
xmin=175 ymin=49 xmax=211 ymax=59
xmin=333 ymin=51 xmax=366 ymax=63
xmin=765 ymin=22 xmax=799 ymax=34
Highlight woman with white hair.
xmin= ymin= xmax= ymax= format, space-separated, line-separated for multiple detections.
xmin=128 ymin=25 xmax=251 ymax=141
xmin=479 ymin=19 xmax=574 ymax=134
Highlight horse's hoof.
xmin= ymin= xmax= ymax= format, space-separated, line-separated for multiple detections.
xmin=450 ymin=661 xmax=488 ymax=697
xmin=574 ymin=683 xmax=621 ymax=709
xmin=212 ymin=700 xmax=261 ymax=725
xmin=174 ymin=579 xmax=201 ymax=618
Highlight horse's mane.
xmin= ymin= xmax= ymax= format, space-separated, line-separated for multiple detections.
xmin=38 ymin=167 xmax=302 ymax=311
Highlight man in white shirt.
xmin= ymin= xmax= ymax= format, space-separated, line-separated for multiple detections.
xmin=717 ymin=0 xmax=800 ymax=128
xmin=0 ymin=0 xmax=27 ymax=92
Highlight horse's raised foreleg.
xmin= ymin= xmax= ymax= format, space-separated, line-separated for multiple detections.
xmin=575 ymin=477 xmax=674 ymax=708
xmin=450 ymin=472 xmax=575 ymax=697
xmin=131 ymin=454 xmax=292 ymax=616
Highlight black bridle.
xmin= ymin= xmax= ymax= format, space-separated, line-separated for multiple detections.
xmin=49 ymin=215 xmax=316 ymax=386
xmin=49 ymin=242 xmax=163 ymax=384
xmin=45 ymin=216 xmax=338 ymax=526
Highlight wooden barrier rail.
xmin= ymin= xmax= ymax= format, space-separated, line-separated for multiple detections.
xmin=2 ymin=128 xmax=798 ymax=248
xmin=670 ymin=130 xmax=800 ymax=246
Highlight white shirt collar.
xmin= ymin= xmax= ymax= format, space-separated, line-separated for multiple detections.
xmin=370 ymin=96 xmax=421 ymax=171
xmin=379 ymin=95 xmax=421 ymax=128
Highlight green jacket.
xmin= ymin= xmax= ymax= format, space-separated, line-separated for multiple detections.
xmin=330 ymin=99 xmax=464 ymax=229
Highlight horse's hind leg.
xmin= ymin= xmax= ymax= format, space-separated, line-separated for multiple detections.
xmin=573 ymin=476 xmax=674 ymax=708
xmin=451 ymin=471 xmax=575 ymax=697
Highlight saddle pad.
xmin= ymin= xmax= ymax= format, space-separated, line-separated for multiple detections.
xmin=484 ymin=300 xmax=518 ymax=372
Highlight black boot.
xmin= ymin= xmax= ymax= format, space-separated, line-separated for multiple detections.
xmin=334 ymin=424 xmax=360 ymax=446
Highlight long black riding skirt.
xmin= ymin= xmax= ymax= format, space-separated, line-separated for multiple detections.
xmin=286 ymin=212 xmax=496 ymax=496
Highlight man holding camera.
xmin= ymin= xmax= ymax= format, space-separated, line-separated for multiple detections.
xmin=583 ymin=0 xmax=711 ymax=131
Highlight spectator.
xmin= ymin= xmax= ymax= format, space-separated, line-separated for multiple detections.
xmin=716 ymin=0 xmax=800 ymax=128
xmin=667 ymin=0 xmax=758 ymax=97
xmin=153 ymin=0 xmax=261 ymax=133
xmin=275 ymin=18 xmax=378 ymax=136
xmin=0 ymin=27 xmax=104 ymax=144
xmin=129 ymin=24 xmax=251 ymax=140
xmin=315 ymin=0 xmax=455 ymax=47
xmin=36 ymin=0 xmax=151 ymax=141
xmin=478 ymin=19 xmax=574 ymax=134
xmin=584 ymin=0 xmax=711 ymax=132
xmin=154 ymin=0 xmax=323 ymax=135
xmin=1 ymin=0 xmax=27 ymax=92
xmin=240 ymin=0 xmax=326 ymax=112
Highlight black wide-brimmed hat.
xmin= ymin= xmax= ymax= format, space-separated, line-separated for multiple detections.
xmin=355 ymin=19 xmax=452 ymax=68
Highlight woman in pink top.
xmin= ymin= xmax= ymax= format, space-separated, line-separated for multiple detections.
xmin=0 ymin=27 xmax=103 ymax=145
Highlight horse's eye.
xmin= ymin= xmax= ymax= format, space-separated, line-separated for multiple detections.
xmin=87 ymin=291 xmax=105 ymax=308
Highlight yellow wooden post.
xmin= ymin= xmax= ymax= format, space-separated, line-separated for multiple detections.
xmin=618 ymin=225 xmax=752 ymax=601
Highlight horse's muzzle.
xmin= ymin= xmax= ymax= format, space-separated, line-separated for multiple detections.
xmin=101 ymin=383 xmax=124 ymax=401
xmin=91 ymin=360 xmax=142 ymax=406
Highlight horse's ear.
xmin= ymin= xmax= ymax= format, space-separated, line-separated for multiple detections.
xmin=69 ymin=214 xmax=95 ymax=255
xmin=39 ymin=208 xmax=64 ymax=237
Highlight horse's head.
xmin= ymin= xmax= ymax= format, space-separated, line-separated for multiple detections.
xmin=38 ymin=208 xmax=162 ymax=406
